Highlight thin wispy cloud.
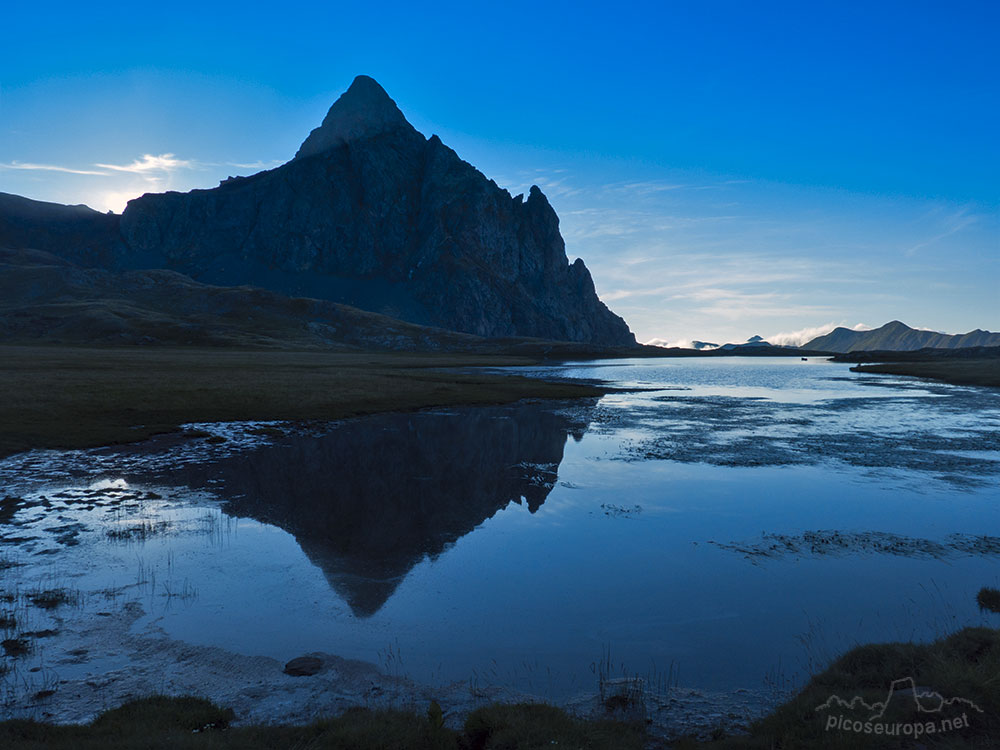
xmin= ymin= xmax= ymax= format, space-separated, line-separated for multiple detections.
xmin=605 ymin=180 xmax=689 ymax=195
xmin=94 ymin=153 xmax=194 ymax=174
xmin=213 ymin=159 xmax=285 ymax=171
xmin=904 ymin=206 xmax=981 ymax=257
xmin=0 ymin=161 xmax=109 ymax=176
xmin=0 ymin=152 xmax=286 ymax=212
xmin=695 ymin=301 xmax=837 ymax=321
xmin=643 ymin=337 xmax=719 ymax=349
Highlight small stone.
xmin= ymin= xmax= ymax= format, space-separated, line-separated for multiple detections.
xmin=283 ymin=656 xmax=323 ymax=676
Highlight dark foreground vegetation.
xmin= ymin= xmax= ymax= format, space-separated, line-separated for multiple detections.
xmin=678 ymin=623 xmax=1000 ymax=749
xmin=850 ymin=360 xmax=1000 ymax=388
xmin=0 ymin=700 xmax=644 ymax=750
xmin=3 ymin=622 xmax=997 ymax=748
xmin=0 ymin=345 xmax=607 ymax=459
xmin=833 ymin=346 xmax=1000 ymax=363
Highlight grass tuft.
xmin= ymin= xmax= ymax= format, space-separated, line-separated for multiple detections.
xmin=27 ymin=588 xmax=78 ymax=610
xmin=90 ymin=696 xmax=235 ymax=734
xmin=976 ymin=587 xmax=1000 ymax=614
xmin=106 ymin=521 xmax=172 ymax=542
xmin=1 ymin=637 xmax=30 ymax=657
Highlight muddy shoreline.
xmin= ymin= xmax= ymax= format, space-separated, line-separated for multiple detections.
xmin=0 ymin=596 xmax=778 ymax=741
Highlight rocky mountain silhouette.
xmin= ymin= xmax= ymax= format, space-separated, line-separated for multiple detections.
xmin=0 ymin=76 xmax=635 ymax=347
xmin=805 ymin=321 xmax=1000 ymax=352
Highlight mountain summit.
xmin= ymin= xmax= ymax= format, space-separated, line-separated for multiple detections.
xmin=295 ymin=75 xmax=413 ymax=159
xmin=804 ymin=321 xmax=1000 ymax=352
xmin=0 ymin=77 xmax=636 ymax=347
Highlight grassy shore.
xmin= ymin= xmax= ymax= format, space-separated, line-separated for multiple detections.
xmin=2 ymin=624 xmax=997 ymax=748
xmin=676 ymin=624 xmax=1000 ymax=749
xmin=0 ymin=344 xmax=606 ymax=459
xmin=851 ymin=359 xmax=1000 ymax=388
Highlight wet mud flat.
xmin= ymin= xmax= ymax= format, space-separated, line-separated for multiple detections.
xmin=710 ymin=530 xmax=1000 ymax=562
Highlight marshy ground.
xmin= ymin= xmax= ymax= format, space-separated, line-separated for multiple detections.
xmin=0 ymin=345 xmax=606 ymax=459
xmin=852 ymin=359 xmax=1000 ymax=388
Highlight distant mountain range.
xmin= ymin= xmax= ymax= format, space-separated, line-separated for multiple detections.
xmin=718 ymin=334 xmax=775 ymax=351
xmin=668 ymin=323 xmax=1000 ymax=355
xmin=0 ymin=75 xmax=635 ymax=348
xmin=803 ymin=321 xmax=1000 ymax=352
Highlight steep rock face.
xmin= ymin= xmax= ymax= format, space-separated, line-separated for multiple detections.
xmin=118 ymin=76 xmax=635 ymax=346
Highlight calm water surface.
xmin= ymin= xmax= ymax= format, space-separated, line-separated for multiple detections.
xmin=1 ymin=357 xmax=999 ymax=699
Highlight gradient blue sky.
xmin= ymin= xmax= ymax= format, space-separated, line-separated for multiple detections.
xmin=2 ymin=1 xmax=997 ymax=345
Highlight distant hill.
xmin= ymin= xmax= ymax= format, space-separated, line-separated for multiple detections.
xmin=719 ymin=334 xmax=776 ymax=351
xmin=0 ymin=247 xmax=482 ymax=350
xmin=0 ymin=75 xmax=635 ymax=347
xmin=0 ymin=247 xmax=648 ymax=358
xmin=0 ymin=193 xmax=120 ymax=267
xmin=804 ymin=321 xmax=1000 ymax=352
xmin=830 ymin=346 xmax=1000 ymax=362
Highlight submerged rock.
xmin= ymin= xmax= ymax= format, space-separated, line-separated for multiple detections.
xmin=283 ymin=656 xmax=324 ymax=677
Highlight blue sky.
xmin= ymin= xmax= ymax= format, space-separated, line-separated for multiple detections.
xmin=1 ymin=1 xmax=997 ymax=345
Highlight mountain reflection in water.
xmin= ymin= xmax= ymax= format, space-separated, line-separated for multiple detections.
xmin=170 ymin=402 xmax=591 ymax=616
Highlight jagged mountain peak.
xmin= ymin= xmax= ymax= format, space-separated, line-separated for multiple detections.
xmin=1 ymin=77 xmax=636 ymax=347
xmin=294 ymin=75 xmax=414 ymax=159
